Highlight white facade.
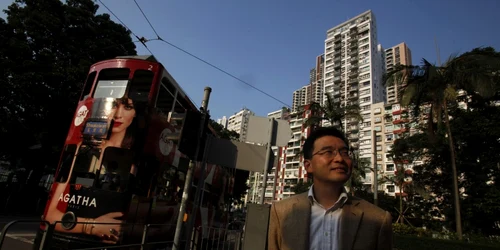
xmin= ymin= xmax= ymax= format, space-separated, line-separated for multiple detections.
xmin=292 ymin=83 xmax=323 ymax=112
xmin=292 ymin=86 xmax=308 ymax=112
xmin=267 ymin=108 xmax=290 ymax=120
xmin=322 ymin=10 xmax=385 ymax=159
xmin=227 ymin=108 xmax=254 ymax=142
xmin=385 ymin=42 xmax=412 ymax=104
xmin=216 ymin=116 xmax=228 ymax=129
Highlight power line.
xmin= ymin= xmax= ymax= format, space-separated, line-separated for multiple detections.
xmin=97 ymin=0 xmax=155 ymax=56
xmin=133 ymin=0 xmax=161 ymax=39
xmin=157 ymin=39 xmax=291 ymax=108
xmin=107 ymin=0 xmax=292 ymax=108
xmin=86 ymin=38 xmax=160 ymax=55
xmin=132 ymin=0 xmax=292 ymax=108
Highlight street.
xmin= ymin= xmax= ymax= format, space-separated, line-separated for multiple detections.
xmin=0 ymin=216 xmax=40 ymax=250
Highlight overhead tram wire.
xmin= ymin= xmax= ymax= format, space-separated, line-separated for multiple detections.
xmin=133 ymin=0 xmax=161 ymax=39
xmin=132 ymin=0 xmax=292 ymax=108
xmin=86 ymin=38 xmax=160 ymax=55
xmin=97 ymin=0 xmax=155 ymax=56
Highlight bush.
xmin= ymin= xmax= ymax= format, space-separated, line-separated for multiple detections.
xmin=392 ymin=223 xmax=416 ymax=235
xmin=394 ymin=235 xmax=500 ymax=250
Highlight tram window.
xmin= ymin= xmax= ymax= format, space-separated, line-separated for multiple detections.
xmin=93 ymin=68 xmax=130 ymax=99
xmin=156 ymin=81 xmax=175 ymax=114
xmin=129 ymin=70 xmax=154 ymax=103
xmin=162 ymin=77 xmax=177 ymax=96
xmin=81 ymin=71 xmax=97 ymax=100
xmin=97 ymin=147 xmax=134 ymax=193
xmin=173 ymin=98 xmax=187 ymax=113
xmin=55 ymin=144 xmax=77 ymax=183
xmin=70 ymin=145 xmax=101 ymax=186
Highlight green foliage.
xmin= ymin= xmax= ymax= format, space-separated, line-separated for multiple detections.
xmin=0 ymin=0 xmax=137 ymax=185
xmin=303 ymin=93 xmax=362 ymax=133
xmin=346 ymin=151 xmax=368 ymax=195
xmin=292 ymin=179 xmax=312 ymax=194
xmin=208 ymin=119 xmax=240 ymax=141
xmin=393 ymin=223 xmax=417 ymax=235
xmin=385 ymin=47 xmax=500 ymax=238
xmin=394 ymin=235 xmax=500 ymax=250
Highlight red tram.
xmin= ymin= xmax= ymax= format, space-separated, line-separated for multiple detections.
xmin=33 ymin=55 xmax=234 ymax=249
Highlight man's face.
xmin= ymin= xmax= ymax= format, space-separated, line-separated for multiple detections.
xmin=304 ymin=135 xmax=352 ymax=184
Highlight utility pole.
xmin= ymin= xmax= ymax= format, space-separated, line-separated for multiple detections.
xmin=271 ymin=148 xmax=279 ymax=201
xmin=373 ymin=129 xmax=378 ymax=206
xmin=184 ymin=134 xmax=212 ymax=249
xmin=259 ymin=118 xmax=276 ymax=204
xmin=172 ymin=87 xmax=211 ymax=250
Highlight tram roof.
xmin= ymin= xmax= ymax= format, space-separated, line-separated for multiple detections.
xmin=115 ymin=55 xmax=159 ymax=63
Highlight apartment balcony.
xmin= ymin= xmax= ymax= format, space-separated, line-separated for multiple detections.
xmin=348 ymin=94 xmax=358 ymax=100
xmin=393 ymin=128 xmax=407 ymax=134
xmin=347 ymin=78 xmax=358 ymax=84
xmin=348 ymin=71 xmax=358 ymax=78
xmin=290 ymin=122 xmax=302 ymax=129
xmin=392 ymin=118 xmax=409 ymax=124
xmin=348 ymin=134 xmax=359 ymax=141
xmin=392 ymin=109 xmax=408 ymax=115
xmin=347 ymin=86 xmax=358 ymax=92
xmin=358 ymin=26 xmax=369 ymax=33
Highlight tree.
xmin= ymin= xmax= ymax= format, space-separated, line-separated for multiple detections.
xmin=208 ymin=119 xmax=240 ymax=141
xmin=301 ymin=93 xmax=364 ymax=195
xmin=387 ymin=135 xmax=430 ymax=225
xmin=304 ymin=93 xmax=362 ymax=133
xmin=292 ymin=179 xmax=312 ymax=194
xmin=384 ymin=47 xmax=500 ymax=239
xmin=449 ymin=105 xmax=500 ymax=235
xmin=0 ymin=0 xmax=137 ymax=185
xmin=345 ymin=151 xmax=369 ymax=196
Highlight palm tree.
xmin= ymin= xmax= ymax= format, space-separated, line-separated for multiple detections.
xmin=301 ymin=93 xmax=364 ymax=195
xmin=303 ymin=93 xmax=363 ymax=133
xmin=384 ymin=47 xmax=500 ymax=240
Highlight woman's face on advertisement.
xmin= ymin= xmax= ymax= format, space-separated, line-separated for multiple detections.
xmin=112 ymin=98 xmax=135 ymax=133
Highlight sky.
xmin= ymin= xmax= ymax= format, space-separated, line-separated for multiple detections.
xmin=1 ymin=0 xmax=499 ymax=120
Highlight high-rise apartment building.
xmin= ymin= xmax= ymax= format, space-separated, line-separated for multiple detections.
xmin=216 ymin=116 xmax=228 ymax=129
xmin=244 ymin=108 xmax=291 ymax=205
xmin=248 ymin=104 xmax=316 ymax=204
xmin=227 ymin=108 xmax=254 ymax=142
xmin=292 ymin=86 xmax=308 ymax=112
xmin=385 ymin=42 xmax=412 ymax=104
xmin=323 ymin=10 xmax=385 ymax=159
xmin=292 ymin=55 xmax=325 ymax=112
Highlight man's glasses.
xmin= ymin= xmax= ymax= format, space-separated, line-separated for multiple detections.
xmin=312 ymin=148 xmax=351 ymax=159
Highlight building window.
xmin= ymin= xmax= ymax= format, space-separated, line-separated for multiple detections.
xmin=386 ymin=164 xmax=395 ymax=171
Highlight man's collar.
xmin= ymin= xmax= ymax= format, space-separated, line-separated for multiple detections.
xmin=307 ymin=184 xmax=349 ymax=207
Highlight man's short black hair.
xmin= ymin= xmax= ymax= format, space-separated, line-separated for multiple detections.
xmin=302 ymin=126 xmax=349 ymax=160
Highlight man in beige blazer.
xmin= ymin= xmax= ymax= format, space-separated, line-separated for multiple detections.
xmin=268 ymin=127 xmax=393 ymax=250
